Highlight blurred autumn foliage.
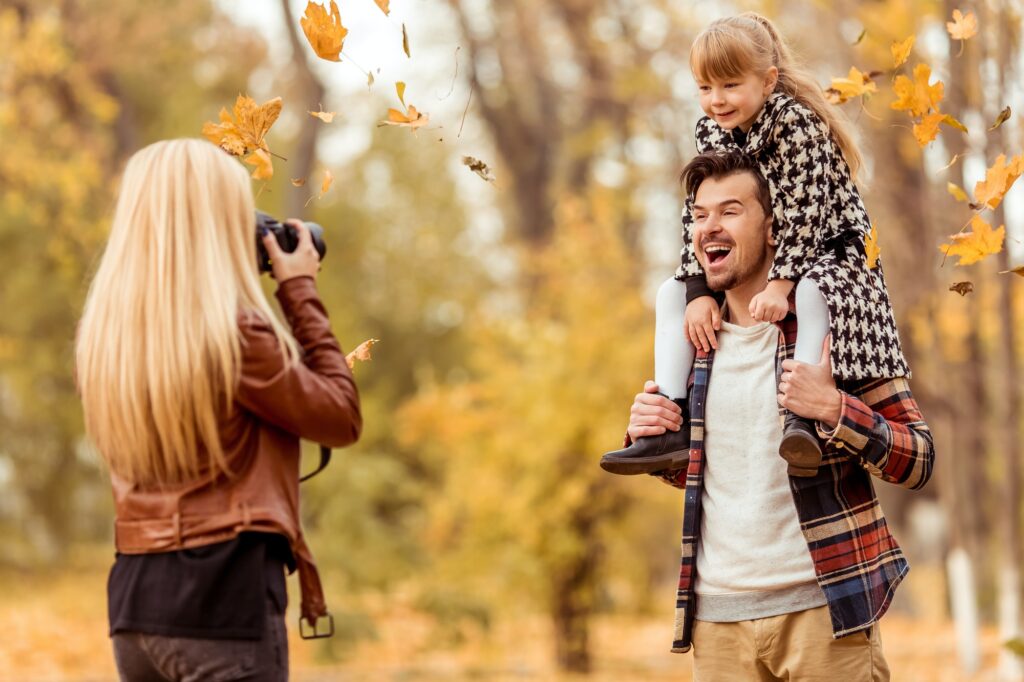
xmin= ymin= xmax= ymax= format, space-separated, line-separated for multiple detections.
xmin=2 ymin=0 xmax=1024 ymax=679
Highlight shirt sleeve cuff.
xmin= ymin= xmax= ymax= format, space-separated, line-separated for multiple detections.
xmin=815 ymin=390 xmax=848 ymax=447
xmin=815 ymin=390 xmax=873 ymax=454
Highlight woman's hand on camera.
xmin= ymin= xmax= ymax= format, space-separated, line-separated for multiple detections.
xmin=261 ymin=219 xmax=320 ymax=282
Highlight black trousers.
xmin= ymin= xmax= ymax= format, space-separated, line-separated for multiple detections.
xmin=111 ymin=596 xmax=288 ymax=682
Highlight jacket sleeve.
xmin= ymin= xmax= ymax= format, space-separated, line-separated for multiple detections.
xmin=768 ymin=106 xmax=832 ymax=282
xmin=816 ymin=377 xmax=933 ymax=490
xmin=236 ymin=276 xmax=362 ymax=448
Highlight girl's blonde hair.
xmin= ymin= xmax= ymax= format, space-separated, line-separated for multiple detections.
xmin=76 ymin=139 xmax=298 ymax=486
xmin=690 ymin=12 xmax=863 ymax=179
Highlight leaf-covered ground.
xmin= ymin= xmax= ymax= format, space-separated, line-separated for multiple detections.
xmin=0 ymin=553 xmax=1008 ymax=681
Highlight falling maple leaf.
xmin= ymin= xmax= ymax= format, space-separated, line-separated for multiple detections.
xmin=309 ymin=109 xmax=337 ymax=123
xmin=245 ymin=149 xmax=274 ymax=180
xmin=373 ymin=0 xmax=389 ymax=15
xmin=291 ymin=178 xmax=307 ymax=187
xmin=381 ymin=82 xmax=429 ymax=131
xmin=891 ymin=36 xmax=915 ymax=68
xmin=946 ymin=9 xmax=978 ymax=41
xmin=463 ymin=156 xmax=496 ymax=183
xmin=891 ymin=64 xmax=943 ymax=116
xmin=300 ymin=0 xmax=347 ymax=62
xmin=947 ymin=182 xmax=968 ymax=203
xmin=949 ymin=281 xmax=974 ymax=296
xmin=864 ymin=222 xmax=880 ymax=270
xmin=202 ymin=95 xmax=283 ymax=158
xmin=320 ymin=169 xmax=334 ymax=197
xmin=912 ymin=112 xmax=967 ymax=147
xmin=825 ymin=67 xmax=877 ymax=105
xmin=345 ymin=338 xmax=379 ymax=369
xmin=940 ymin=215 xmax=1005 ymax=266
xmin=989 ymin=106 xmax=1011 ymax=131
xmin=973 ymin=154 xmax=1024 ymax=210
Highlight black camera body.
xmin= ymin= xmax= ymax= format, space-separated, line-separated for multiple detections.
xmin=256 ymin=211 xmax=327 ymax=274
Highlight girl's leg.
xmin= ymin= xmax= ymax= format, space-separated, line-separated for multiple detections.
xmin=654 ymin=277 xmax=695 ymax=400
xmin=794 ymin=279 xmax=830 ymax=365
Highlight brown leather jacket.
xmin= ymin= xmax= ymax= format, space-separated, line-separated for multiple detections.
xmin=111 ymin=276 xmax=361 ymax=626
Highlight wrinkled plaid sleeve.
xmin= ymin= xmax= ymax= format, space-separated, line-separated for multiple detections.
xmin=818 ymin=377 xmax=933 ymax=490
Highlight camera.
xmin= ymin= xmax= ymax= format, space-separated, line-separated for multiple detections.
xmin=256 ymin=211 xmax=327 ymax=274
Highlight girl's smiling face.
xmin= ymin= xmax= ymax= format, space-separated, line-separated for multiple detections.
xmin=696 ymin=67 xmax=778 ymax=132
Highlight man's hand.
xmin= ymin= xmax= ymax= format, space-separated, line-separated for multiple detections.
xmin=777 ymin=335 xmax=842 ymax=428
xmin=685 ymin=295 xmax=721 ymax=352
xmin=749 ymin=279 xmax=792 ymax=322
xmin=626 ymin=381 xmax=683 ymax=441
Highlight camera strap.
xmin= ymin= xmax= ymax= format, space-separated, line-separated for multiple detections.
xmin=299 ymin=445 xmax=332 ymax=483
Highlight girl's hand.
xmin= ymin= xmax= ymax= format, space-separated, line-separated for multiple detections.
xmin=685 ymin=295 xmax=721 ymax=352
xmin=749 ymin=289 xmax=789 ymax=322
xmin=262 ymin=219 xmax=321 ymax=282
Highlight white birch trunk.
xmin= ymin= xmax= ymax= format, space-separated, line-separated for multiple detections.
xmin=948 ymin=547 xmax=981 ymax=674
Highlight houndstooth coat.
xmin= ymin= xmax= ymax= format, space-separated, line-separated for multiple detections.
xmin=676 ymin=92 xmax=911 ymax=381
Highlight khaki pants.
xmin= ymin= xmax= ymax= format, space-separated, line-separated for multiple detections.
xmin=692 ymin=606 xmax=890 ymax=681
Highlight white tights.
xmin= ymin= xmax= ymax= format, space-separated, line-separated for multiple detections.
xmin=653 ymin=277 xmax=831 ymax=401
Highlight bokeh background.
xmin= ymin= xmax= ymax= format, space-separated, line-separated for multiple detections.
xmin=1 ymin=0 xmax=1023 ymax=679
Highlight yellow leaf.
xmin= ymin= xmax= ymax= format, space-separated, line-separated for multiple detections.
xmin=345 ymin=338 xmax=380 ymax=370
xmin=245 ymin=149 xmax=274 ymax=180
xmin=396 ymin=81 xmax=406 ymax=108
xmin=913 ymin=113 xmax=944 ymax=147
xmin=373 ymin=0 xmax=389 ymax=15
xmin=402 ymin=23 xmax=410 ymax=58
xmin=891 ymin=36 xmax=915 ymax=68
xmin=309 ymin=109 xmax=336 ymax=123
xmin=320 ymin=169 xmax=334 ymax=197
xmin=947 ymin=182 xmax=968 ymax=202
xmin=891 ymin=64 xmax=943 ymax=116
xmin=300 ymin=0 xmax=347 ymax=62
xmin=864 ymin=222 xmax=881 ymax=270
xmin=940 ymin=215 xmax=1005 ymax=266
xmin=989 ymin=106 xmax=1011 ymax=131
xmin=942 ymin=114 xmax=967 ymax=133
xmin=291 ymin=177 xmax=307 ymax=187
xmin=202 ymin=95 xmax=283 ymax=158
xmin=826 ymin=67 xmax=878 ymax=104
xmin=946 ymin=9 xmax=978 ymax=41
xmin=974 ymin=154 xmax=1024 ymax=210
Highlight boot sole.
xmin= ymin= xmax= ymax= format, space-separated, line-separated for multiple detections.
xmin=600 ymin=449 xmax=690 ymax=476
xmin=780 ymin=430 xmax=821 ymax=478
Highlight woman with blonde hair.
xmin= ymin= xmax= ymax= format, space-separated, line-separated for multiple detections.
xmin=76 ymin=138 xmax=361 ymax=681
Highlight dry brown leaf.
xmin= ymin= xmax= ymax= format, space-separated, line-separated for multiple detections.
xmin=463 ymin=156 xmax=495 ymax=183
xmin=202 ymin=95 xmax=283 ymax=158
xmin=946 ymin=9 xmax=978 ymax=41
xmin=998 ymin=266 xmax=1024 ymax=277
xmin=320 ymin=169 xmax=334 ymax=197
xmin=300 ymin=0 xmax=347 ymax=62
xmin=939 ymin=215 xmax=1005 ymax=266
xmin=345 ymin=338 xmax=380 ymax=369
xmin=949 ymin=281 xmax=974 ymax=296
xmin=989 ymin=106 xmax=1011 ymax=131
xmin=864 ymin=223 xmax=880 ymax=270
xmin=309 ymin=109 xmax=337 ymax=123
xmin=402 ymin=23 xmax=410 ymax=58
xmin=373 ymin=0 xmax=389 ymax=15
xmin=291 ymin=178 xmax=307 ymax=187
xmin=891 ymin=36 xmax=914 ymax=68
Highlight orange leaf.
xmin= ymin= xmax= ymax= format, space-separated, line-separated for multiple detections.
xmin=826 ymin=67 xmax=877 ymax=105
xmin=946 ymin=9 xmax=978 ymax=41
xmin=300 ymin=0 xmax=347 ymax=62
xmin=973 ymin=154 xmax=1024 ymax=210
xmin=291 ymin=177 xmax=307 ymax=187
xmin=891 ymin=64 xmax=943 ymax=116
xmin=864 ymin=223 xmax=881 ymax=270
xmin=202 ymin=95 xmax=283 ymax=158
xmin=891 ymin=36 xmax=915 ymax=68
xmin=345 ymin=338 xmax=380 ymax=369
xmin=940 ymin=215 xmax=1005 ymax=265
xmin=244 ymin=149 xmax=274 ymax=180
xmin=373 ymin=0 xmax=389 ymax=15
xmin=320 ymin=169 xmax=334 ymax=197
xmin=309 ymin=109 xmax=337 ymax=123
xmin=382 ymin=105 xmax=429 ymax=129
xmin=912 ymin=113 xmax=945 ymax=147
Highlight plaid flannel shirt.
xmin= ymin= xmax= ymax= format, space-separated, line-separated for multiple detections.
xmin=649 ymin=309 xmax=934 ymax=653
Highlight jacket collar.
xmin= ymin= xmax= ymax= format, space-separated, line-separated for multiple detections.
xmin=695 ymin=92 xmax=795 ymax=156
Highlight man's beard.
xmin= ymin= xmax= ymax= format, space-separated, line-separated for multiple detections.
xmin=704 ymin=246 xmax=772 ymax=291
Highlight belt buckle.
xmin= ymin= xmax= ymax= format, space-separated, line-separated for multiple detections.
xmin=299 ymin=613 xmax=335 ymax=639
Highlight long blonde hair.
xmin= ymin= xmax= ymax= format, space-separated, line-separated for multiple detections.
xmin=690 ymin=12 xmax=864 ymax=179
xmin=76 ymin=139 xmax=298 ymax=486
